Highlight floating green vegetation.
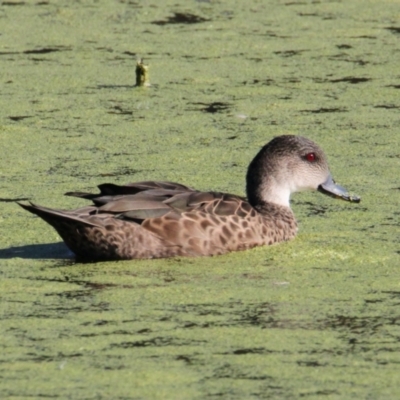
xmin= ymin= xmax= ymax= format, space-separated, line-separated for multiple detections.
xmin=1 ymin=0 xmax=400 ymax=399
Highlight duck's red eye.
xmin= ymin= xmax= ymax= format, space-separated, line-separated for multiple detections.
xmin=305 ymin=152 xmax=316 ymax=162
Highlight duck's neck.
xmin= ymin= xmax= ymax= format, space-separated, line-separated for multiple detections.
xmin=258 ymin=180 xmax=291 ymax=208
xmin=246 ymin=143 xmax=293 ymax=209
xmin=247 ymin=172 xmax=292 ymax=209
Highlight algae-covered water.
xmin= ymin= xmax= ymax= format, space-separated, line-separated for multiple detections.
xmin=1 ymin=0 xmax=400 ymax=398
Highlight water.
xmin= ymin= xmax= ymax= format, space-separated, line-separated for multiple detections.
xmin=1 ymin=0 xmax=400 ymax=398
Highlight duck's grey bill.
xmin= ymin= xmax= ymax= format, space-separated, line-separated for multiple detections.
xmin=318 ymin=175 xmax=361 ymax=203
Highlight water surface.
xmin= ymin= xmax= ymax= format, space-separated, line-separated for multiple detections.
xmin=1 ymin=0 xmax=400 ymax=398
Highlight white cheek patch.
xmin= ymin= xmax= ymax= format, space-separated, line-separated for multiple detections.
xmin=261 ymin=182 xmax=291 ymax=207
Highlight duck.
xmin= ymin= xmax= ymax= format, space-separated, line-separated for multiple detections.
xmin=18 ymin=135 xmax=360 ymax=261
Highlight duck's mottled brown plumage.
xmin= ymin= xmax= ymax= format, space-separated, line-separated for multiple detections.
xmin=18 ymin=136 xmax=360 ymax=261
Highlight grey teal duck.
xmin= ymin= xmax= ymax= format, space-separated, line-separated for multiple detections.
xmin=19 ymin=135 xmax=360 ymax=261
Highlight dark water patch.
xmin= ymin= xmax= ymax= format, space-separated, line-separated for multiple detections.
xmin=172 ymin=301 xmax=400 ymax=336
xmin=232 ymin=348 xmax=271 ymax=355
xmin=262 ymin=31 xmax=291 ymax=39
xmin=274 ymin=50 xmax=307 ymax=57
xmin=330 ymin=77 xmax=370 ymax=84
xmin=301 ymin=390 xmax=339 ymax=396
xmin=365 ymin=298 xmax=385 ymax=304
xmin=37 ymin=292 xmax=111 ymax=313
xmin=294 ymin=201 xmax=329 ymax=216
xmin=24 ymin=306 xmax=91 ymax=318
xmin=23 ymin=352 xmax=83 ymax=363
xmin=237 ymin=303 xmax=279 ymax=327
xmin=323 ymin=314 xmax=398 ymax=335
xmin=286 ymin=77 xmax=301 ymax=83
xmin=190 ymin=102 xmax=231 ymax=113
xmin=329 ymin=55 xmax=369 ymax=65
xmin=152 ymin=13 xmax=209 ymax=26
xmin=175 ymin=301 xmax=278 ymax=329
xmin=137 ymin=328 xmax=152 ymax=334
xmin=2 ymin=1 xmax=25 ymax=5
xmin=9 ymin=115 xmax=32 ymax=121
xmin=196 ymin=56 xmax=221 ymax=60
xmin=386 ymin=27 xmax=400 ymax=35
xmin=78 ymin=326 xmax=148 ymax=338
xmin=43 ymin=286 xmax=93 ymax=300
xmin=352 ymin=35 xmax=377 ymax=39
xmin=107 ymin=105 xmax=133 ymax=115
xmin=23 ymin=47 xmax=68 ymax=54
xmin=211 ymin=364 xmax=273 ymax=381
xmin=81 ymin=320 xmax=116 ymax=327
xmin=243 ymin=78 xmax=275 ymax=85
xmin=374 ymin=104 xmax=399 ymax=109
xmin=297 ymin=360 xmax=327 ymax=367
xmin=382 ymin=290 xmax=400 ymax=299
xmin=285 ymin=2 xmax=308 ymax=5
xmin=337 ymin=44 xmax=352 ymax=49
xmin=123 ymin=51 xmax=137 ymax=57
xmin=41 ymin=281 xmax=132 ymax=302
xmin=112 ymin=336 xmax=207 ymax=348
xmin=112 ymin=152 xmax=136 ymax=156
xmin=176 ymin=355 xmax=194 ymax=364
xmin=350 ymin=59 xmax=369 ymax=66
xmin=84 ymin=281 xmax=134 ymax=291
xmin=95 ymin=46 xmax=113 ymax=52
xmin=30 ymin=57 xmax=56 ymax=62
xmin=301 ymin=107 xmax=347 ymax=113
xmin=297 ymin=12 xmax=336 ymax=20
xmin=182 ymin=54 xmax=225 ymax=61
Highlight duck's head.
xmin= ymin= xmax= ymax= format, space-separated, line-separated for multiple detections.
xmin=246 ymin=135 xmax=360 ymax=208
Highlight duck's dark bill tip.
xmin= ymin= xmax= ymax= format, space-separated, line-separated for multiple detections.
xmin=346 ymin=194 xmax=361 ymax=203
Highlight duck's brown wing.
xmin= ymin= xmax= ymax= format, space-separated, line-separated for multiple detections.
xmin=19 ymin=181 xmax=258 ymax=260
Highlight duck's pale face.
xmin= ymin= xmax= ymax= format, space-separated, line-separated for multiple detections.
xmin=259 ymin=152 xmax=331 ymax=207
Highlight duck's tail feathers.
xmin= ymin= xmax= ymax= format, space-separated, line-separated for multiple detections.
xmin=17 ymin=202 xmax=100 ymax=228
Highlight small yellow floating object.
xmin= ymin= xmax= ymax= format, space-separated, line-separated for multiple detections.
xmin=135 ymin=59 xmax=150 ymax=87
